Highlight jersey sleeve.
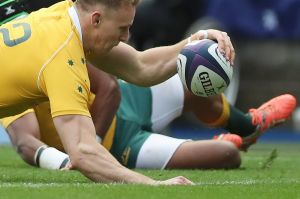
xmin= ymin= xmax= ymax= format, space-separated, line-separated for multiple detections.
xmin=39 ymin=38 xmax=91 ymax=118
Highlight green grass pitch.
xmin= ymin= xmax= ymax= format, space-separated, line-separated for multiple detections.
xmin=0 ymin=143 xmax=300 ymax=199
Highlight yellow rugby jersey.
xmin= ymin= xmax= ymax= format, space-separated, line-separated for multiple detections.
xmin=0 ymin=0 xmax=90 ymax=118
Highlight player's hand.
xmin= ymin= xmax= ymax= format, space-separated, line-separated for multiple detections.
xmin=154 ymin=176 xmax=195 ymax=185
xmin=190 ymin=29 xmax=235 ymax=65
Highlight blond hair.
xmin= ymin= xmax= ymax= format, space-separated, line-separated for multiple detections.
xmin=76 ymin=0 xmax=140 ymax=9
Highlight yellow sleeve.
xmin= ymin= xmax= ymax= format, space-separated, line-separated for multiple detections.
xmin=39 ymin=32 xmax=91 ymax=118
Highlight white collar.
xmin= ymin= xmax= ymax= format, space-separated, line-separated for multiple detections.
xmin=68 ymin=6 xmax=82 ymax=41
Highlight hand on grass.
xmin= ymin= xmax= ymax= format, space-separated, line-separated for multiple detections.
xmin=155 ymin=176 xmax=195 ymax=185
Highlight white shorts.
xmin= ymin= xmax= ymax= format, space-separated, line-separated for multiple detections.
xmin=135 ymin=133 xmax=188 ymax=169
xmin=150 ymin=75 xmax=185 ymax=132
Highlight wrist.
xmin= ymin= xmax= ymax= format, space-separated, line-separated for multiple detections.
xmin=34 ymin=145 xmax=70 ymax=170
xmin=187 ymin=30 xmax=209 ymax=43
xmin=198 ymin=30 xmax=209 ymax=39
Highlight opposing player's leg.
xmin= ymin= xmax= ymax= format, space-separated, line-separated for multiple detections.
xmin=149 ymin=74 xmax=256 ymax=138
xmin=147 ymin=74 xmax=243 ymax=152
xmin=149 ymin=74 xmax=256 ymax=144
xmin=149 ymin=75 xmax=185 ymax=132
xmin=186 ymin=92 xmax=296 ymax=150
xmin=108 ymin=120 xmax=241 ymax=170
xmin=184 ymin=92 xmax=256 ymax=137
xmin=136 ymin=134 xmax=241 ymax=169
xmin=239 ymin=94 xmax=296 ymax=149
xmin=110 ymin=79 xmax=241 ymax=169
xmin=166 ymin=139 xmax=241 ymax=169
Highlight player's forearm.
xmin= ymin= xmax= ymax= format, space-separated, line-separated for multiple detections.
xmin=71 ymin=143 xmax=156 ymax=184
xmin=87 ymin=41 xmax=188 ymax=87
xmin=135 ymin=39 xmax=188 ymax=86
xmin=6 ymin=114 xmax=44 ymax=166
xmin=12 ymin=137 xmax=43 ymax=166
xmin=54 ymin=115 xmax=156 ymax=184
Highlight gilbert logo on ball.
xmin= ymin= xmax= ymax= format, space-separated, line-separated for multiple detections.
xmin=177 ymin=39 xmax=233 ymax=97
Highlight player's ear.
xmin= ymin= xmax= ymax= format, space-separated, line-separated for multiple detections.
xmin=91 ymin=11 xmax=101 ymax=26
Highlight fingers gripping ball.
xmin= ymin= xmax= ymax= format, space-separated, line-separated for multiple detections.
xmin=177 ymin=39 xmax=233 ymax=97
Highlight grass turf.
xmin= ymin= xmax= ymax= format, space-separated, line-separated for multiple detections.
xmin=0 ymin=143 xmax=300 ymax=199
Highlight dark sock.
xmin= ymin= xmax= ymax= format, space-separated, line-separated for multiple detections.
xmin=224 ymin=105 xmax=257 ymax=137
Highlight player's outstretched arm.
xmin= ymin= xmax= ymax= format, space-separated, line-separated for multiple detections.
xmin=90 ymin=29 xmax=235 ymax=87
xmin=53 ymin=114 xmax=193 ymax=185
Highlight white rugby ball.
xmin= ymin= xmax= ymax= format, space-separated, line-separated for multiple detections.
xmin=177 ymin=39 xmax=233 ymax=97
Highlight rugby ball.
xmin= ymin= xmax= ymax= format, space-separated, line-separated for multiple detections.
xmin=177 ymin=39 xmax=233 ymax=97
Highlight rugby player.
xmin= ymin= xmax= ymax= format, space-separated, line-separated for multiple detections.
xmin=0 ymin=0 xmax=235 ymax=184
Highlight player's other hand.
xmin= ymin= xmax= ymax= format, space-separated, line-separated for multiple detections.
xmin=155 ymin=176 xmax=195 ymax=185
xmin=189 ymin=29 xmax=235 ymax=65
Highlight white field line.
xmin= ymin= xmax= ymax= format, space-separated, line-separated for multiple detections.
xmin=0 ymin=179 xmax=299 ymax=188
xmin=0 ymin=182 xmax=97 ymax=188
xmin=197 ymin=179 xmax=300 ymax=185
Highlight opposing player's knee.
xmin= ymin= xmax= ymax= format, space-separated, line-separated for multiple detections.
xmin=219 ymin=142 xmax=241 ymax=169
